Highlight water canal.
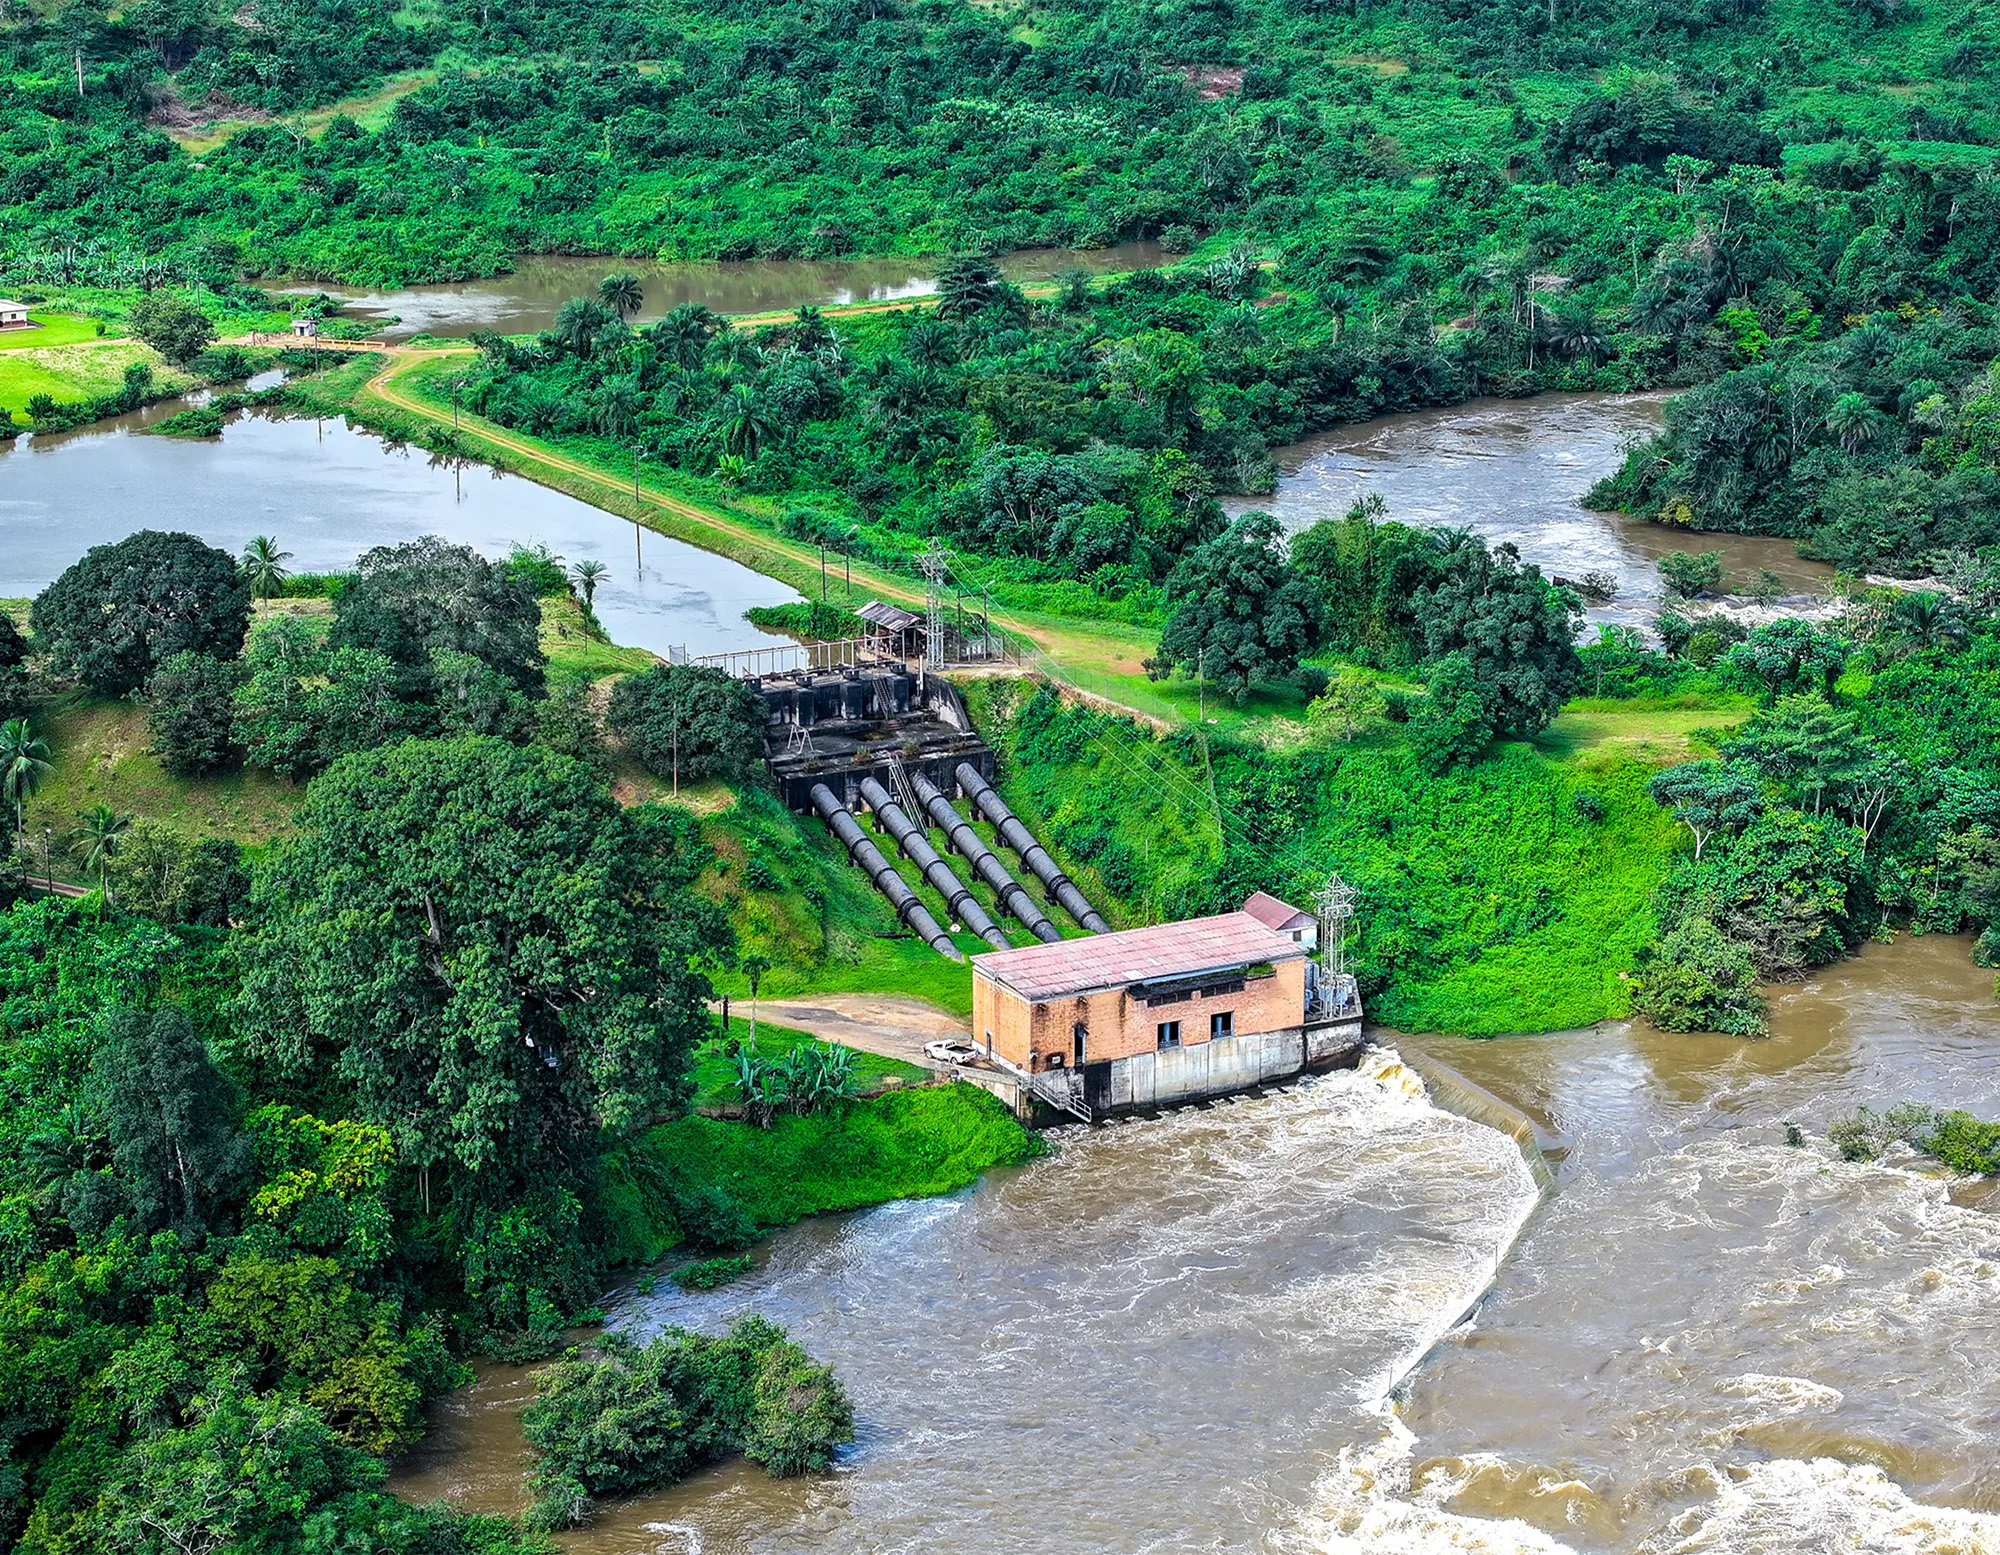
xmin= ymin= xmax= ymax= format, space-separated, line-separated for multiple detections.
xmin=0 ymin=410 xmax=798 ymax=659
xmin=392 ymin=939 xmax=2000 ymax=1555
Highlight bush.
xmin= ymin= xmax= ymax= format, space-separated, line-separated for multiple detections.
xmin=108 ymin=820 xmax=250 ymax=927
xmin=127 ymin=292 xmax=216 ymax=363
xmin=32 ymin=530 xmax=250 ymax=694
xmin=522 ymin=1320 xmax=851 ymax=1528
xmin=743 ymin=1337 xmax=854 ymax=1477
xmin=668 ymin=1183 xmax=759 ymax=1251
xmin=608 ymin=663 xmax=767 ymax=784
xmin=1572 ymin=789 xmax=1607 ymax=823
xmin=146 ymin=651 xmax=244 ymax=776
xmin=1633 ymin=915 xmax=1765 ymax=1035
xmin=671 ymin=1254 xmax=753 ymax=1291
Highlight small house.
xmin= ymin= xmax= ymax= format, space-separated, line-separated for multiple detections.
xmin=290 ymin=317 xmax=320 ymax=339
xmin=971 ymin=911 xmax=1336 ymax=1114
xmin=0 ymin=301 xmax=34 ymax=330
xmin=1240 ymin=890 xmax=1317 ymax=951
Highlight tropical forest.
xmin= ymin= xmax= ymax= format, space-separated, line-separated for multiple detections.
xmin=5 ymin=0 xmax=2000 ymax=1547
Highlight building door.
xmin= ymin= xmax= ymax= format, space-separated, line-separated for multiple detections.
xmin=1073 ymin=1023 xmax=1088 ymax=1066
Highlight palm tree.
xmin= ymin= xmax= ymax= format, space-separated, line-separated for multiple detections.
xmin=569 ymin=558 xmax=608 ymax=610
xmin=741 ymin=953 xmax=772 ymax=1046
xmin=241 ymin=535 xmax=293 ymax=600
xmin=0 ymin=718 xmax=53 ymax=873
xmin=650 ymin=303 xmax=716 ymax=369
xmin=934 ymin=256 xmax=1000 ymax=322
xmin=1887 ymin=591 xmax=1966 ymax=656
xmin=597 ymin=272 xmax=644 ymax=321
xmin=1825 ymin=392 xmax=1883 ymax=454
xmin=69 ymin=804 xmax=131 ymax=903
xmin=1323 ymin=283 xmax=1352 ymax=343
xmin=712 ymin=384 xmax=778 ymax=459
xmin=553 ymin=296 xmax=614 ymax=357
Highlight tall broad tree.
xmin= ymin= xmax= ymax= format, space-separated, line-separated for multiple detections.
xmin=93 ymin=1004 xmax=249 ymax=1233
xmin=31 ymin=530 xmax=250 ymax=695
xmin=1415 ymin=537 xmax=1582 ymax=737
xmin=608 ymin=664 xmax=767 ymax=786
xmin=330 ymin=535 xmax=545 ymax=697
xmin=1149 ymin=511 xmax=1321 ymax=703
xmin=233 ymin=737 xmax=724 ymax=1185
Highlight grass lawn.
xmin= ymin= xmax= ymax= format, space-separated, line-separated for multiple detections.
xmin=1532 ymin=691 xmax=1753 ymax=763
xmin=0 ymin=336 xmax=191 ymax=423
xmin=0 ymin=314 xmax=111 ymax=352
xmin=689 ymin=1020 xmax=927 ymax=1110
xmin=538 ymin=591 xmax=656 ymax=678
xmin=19 ymin=698 xmax=304 ymax=871
xmin=166 ymin=70 xmax=439 ymax=152
xmin=635 ymin=1083 xmax=1032 ymax=1229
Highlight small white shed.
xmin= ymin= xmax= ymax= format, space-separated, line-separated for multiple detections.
xmin=0 ymin=300 xmax=33 ymax=329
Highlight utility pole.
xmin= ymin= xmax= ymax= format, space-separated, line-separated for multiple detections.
xmin=1197 ymin=647 xmax=1206 ymax=724
xmin=74 ymin=48 xmax=83 ymax=98
xmin=819 ymin=542 xmax=827 ymax=602
xmin=632 ymin=448 xmax=645 ymax=571
xmin=672 ymin=711 xmax=680 ymax=797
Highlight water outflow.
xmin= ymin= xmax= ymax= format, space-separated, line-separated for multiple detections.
xmin=955 ymin=762 xmax=1111 ymax=934
xmin=910 ymin=771 xmax=1062 ymax=943
xmin=857 ymin=776 xmax=1010 ymax=951
xmin=808 ymin=783 xmax=962 ymax=961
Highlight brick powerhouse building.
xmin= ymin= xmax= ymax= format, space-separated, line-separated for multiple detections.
xmin=971 ymin=908 xmax=1353 ymax=1116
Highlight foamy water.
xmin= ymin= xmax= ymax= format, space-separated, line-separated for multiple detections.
xmin=396 ymin=941 xmax=2000 ymax=1553
xmin=395 ymin=1052 xmax=1544 ymax=1553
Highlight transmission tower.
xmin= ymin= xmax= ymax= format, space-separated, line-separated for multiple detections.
xmin=917 ymin=542 xmax=952 ymax=670
xmin=1313 ymin=872 xmax=1358 ymax=1015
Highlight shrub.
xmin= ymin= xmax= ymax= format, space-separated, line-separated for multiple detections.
xmin=523 ymin=1320 xmax=851 ymax=1528
xmin=743 ymin=1337 xmax=854 ymax=1477
xmin=671 ymin=1254 xmax=753 ymax=1291
xmin=1572 ymin=788 xmax=1608 ymax=823
xmin=107 ymin=820 xmax=250 ymax=927
xmin=669 ymin=1183 xmax=758 ymax=1251
xmin=1633 ymin=915 xmax=1765 ymax=1035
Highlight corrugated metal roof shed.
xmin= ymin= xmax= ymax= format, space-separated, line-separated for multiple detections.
xmin=1240 ymin=890 xmax=1312 ymax=932
xmin=857 ymin=600 xmax=920 ymax=632
xmin=973 ymin=912 xmax=1306 ymax=1002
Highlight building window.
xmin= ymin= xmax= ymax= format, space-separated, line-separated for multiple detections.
xmin=1211 ymin=1010 xmax=1235 ymax=1040
xmin=1156 ymin=1020 xmax=1181 ymax=1050
xmin=1073 ymin=1023 xmax=1088 ymax=1065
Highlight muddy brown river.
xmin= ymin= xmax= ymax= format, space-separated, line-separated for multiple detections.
xmin=392 ymin=936 xmax=2000 ymax=1554
xmin=1232 ymin=395 xmax=1834 ymax=633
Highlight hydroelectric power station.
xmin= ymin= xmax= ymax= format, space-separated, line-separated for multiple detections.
xmin=692 ymin=585 xmax=1364 ymax=1118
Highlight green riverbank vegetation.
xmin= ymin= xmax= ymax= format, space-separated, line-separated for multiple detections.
xmin=0 ymin=525 xmax=1035 ymax=1551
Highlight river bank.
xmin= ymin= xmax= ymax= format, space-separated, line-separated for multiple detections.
xmin=390 ymin=936 xmax=2000 ymax=1554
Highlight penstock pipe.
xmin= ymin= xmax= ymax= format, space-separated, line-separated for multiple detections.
xmin=810 ymin=783 xmax=963 ymax=961
xmin=956 ymin=763 xmax=1111 ymax=935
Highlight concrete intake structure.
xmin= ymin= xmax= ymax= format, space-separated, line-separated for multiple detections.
xmin=858 ymin=777 xmax=1010 ymax=952
xmin=810 ymin=783 xmax=964 ymax=962
xmin=911 ymin=772 xmax=1062 ymax=944
xmin=955 ymin=763 xmax=1112 ymax=935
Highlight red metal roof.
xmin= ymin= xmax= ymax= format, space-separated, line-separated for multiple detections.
xmin=1240 ymin=890 xmax=1311 ymax=932
xmin=973 ymin=912 xmax=1307 ymax=1003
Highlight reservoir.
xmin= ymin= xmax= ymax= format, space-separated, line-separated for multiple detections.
xmin=1235 ymin=394 xmax=1835 ymax=631
xmin=390 ymin=941 xmax=2000 ymax=1554
xmin=283 ymin=241 xmax=1172 ymax=340
xmin=0 ymin=410 xmax=799 ymax=659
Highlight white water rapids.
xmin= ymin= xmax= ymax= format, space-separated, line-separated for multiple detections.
xmin=394 ymin=939 xmax=2000 ymax=1553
